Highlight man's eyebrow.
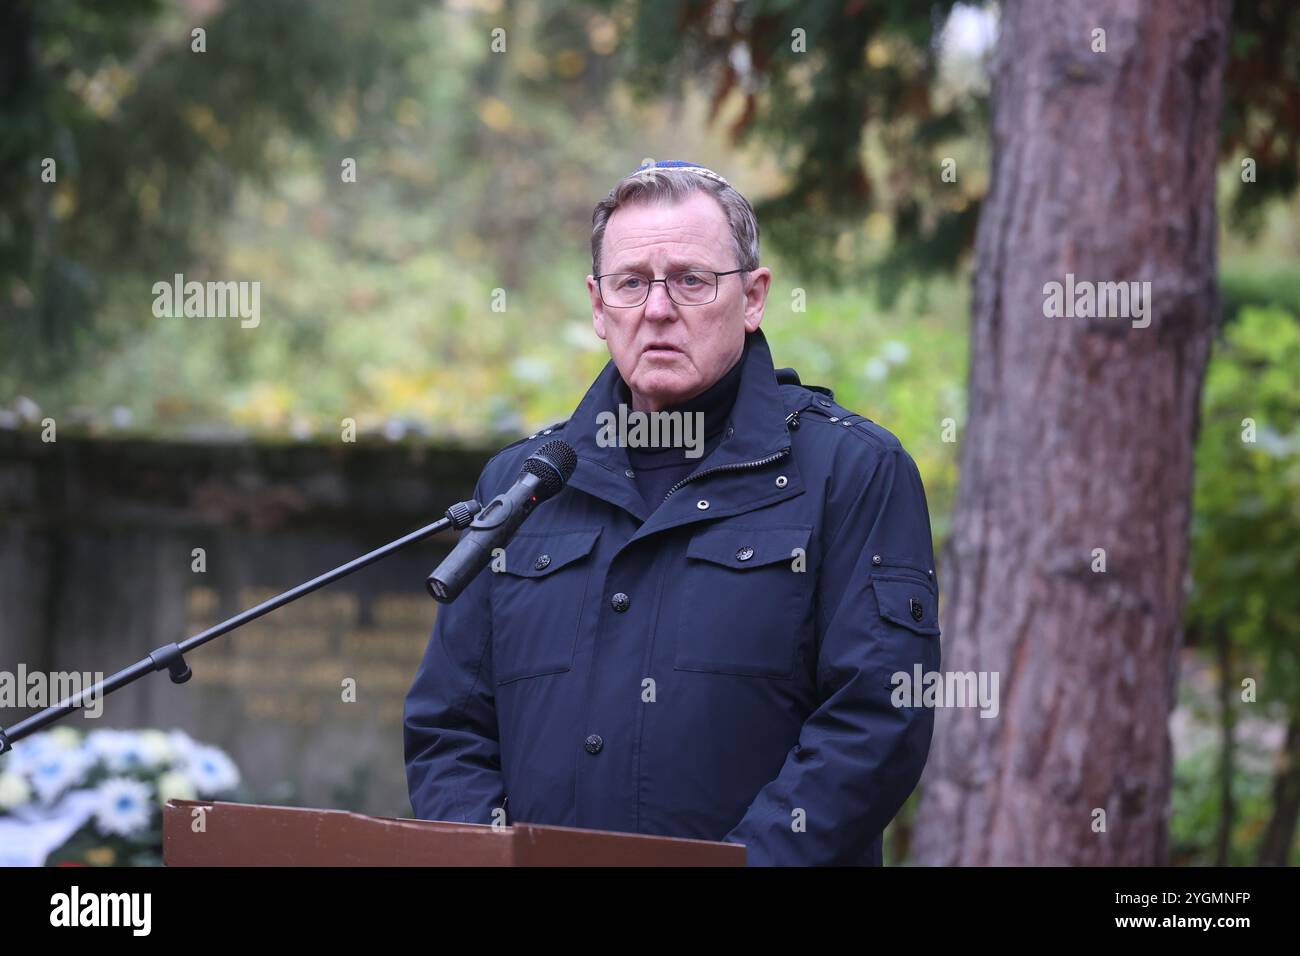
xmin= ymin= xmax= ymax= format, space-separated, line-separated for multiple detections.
xmin=607 ymin=258 xmax=710 ymax=273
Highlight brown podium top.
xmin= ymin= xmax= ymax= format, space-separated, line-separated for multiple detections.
xmin=163 ymin=800 xmax=746 ymax=866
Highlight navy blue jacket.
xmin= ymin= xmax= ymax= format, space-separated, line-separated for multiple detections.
xmin=404 ymin=329 xmax=941 ymax=865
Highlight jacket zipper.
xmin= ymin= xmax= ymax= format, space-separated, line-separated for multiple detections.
xmin=662 ymin=445 xmax=792 ymax=502
xmin=661 ymin=409 xmax=802 ymax=502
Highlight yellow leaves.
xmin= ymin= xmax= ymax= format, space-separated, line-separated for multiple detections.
xmin=587 ymin=15 xmax=618 ymax=56
xmin=52 ymin=186 xmax=78 ymax=221
xmin=84 ymin=847 xmax=117 ymax=867
xmin=553 ymin=49 xmax=586 ymax=78
xmin=182 ymin=102 xmax=231 ymax=151
xmin=865 ymin=211 xmax=891 ymax=242
xmin=364 ymin=365 xmax=501 ymax=429
xmin=136 ymin=182 xmax=161 ymax=223
xmin=477 ymin=96 xmax=513 ymax=131
xmin=835 ymin=231 xmax=856 ymax=262
xmin=516 ymin=50 xmax=549 ymax=81
xmin=384 ymin=151 xmax=437 ymax=188
xmin=231 ymin=381 xmax=298 ymax=430
xmin=866 ymin=41 xmax=891 ymax=69
xmin=395 ymin=97 xmax=423 ymax=127
xmin=332 ymin=98 xmax=358 ymax=139
xmin=70 ymin=65 xmax=137 ymax=120
xmin=370 ymin=367 xmax=435 ymax=413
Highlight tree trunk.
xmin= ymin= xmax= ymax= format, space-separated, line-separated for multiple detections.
xmin=1257 ymin=714 xmax=1300 ymax=866
xmin=1214 ymin=628 xmax=1235 ymax=865
xmin=913 ymin=0 xmax=1231 ymax=865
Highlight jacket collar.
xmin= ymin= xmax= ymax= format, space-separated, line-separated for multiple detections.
xmin=562 ymin=328 xmax=804 ymax=531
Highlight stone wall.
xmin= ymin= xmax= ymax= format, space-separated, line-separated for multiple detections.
xmin=0 ymin=430 xmax=494 ymax=818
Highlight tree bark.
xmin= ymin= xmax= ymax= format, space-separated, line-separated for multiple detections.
xmin=1257 ymin=714 xmax=1300 ymax=866
xmin=913 ymin=0 xmax=1231 ymax=865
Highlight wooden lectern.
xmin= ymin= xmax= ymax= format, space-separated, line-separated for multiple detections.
xmin=163 ymin=800 xmax=746 ymax=866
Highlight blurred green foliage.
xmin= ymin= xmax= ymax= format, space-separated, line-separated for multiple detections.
xmin=1171 ymin=746 xmax=1281 ymax=867
xmin=1189 ymin=305 xmax=1300 ymax=710
xmin=1182 ymin=302 xmax=1300 ymax=865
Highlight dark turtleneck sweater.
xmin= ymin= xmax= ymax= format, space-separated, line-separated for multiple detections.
xmin=614 ymin=349 xmax=745 ymax=511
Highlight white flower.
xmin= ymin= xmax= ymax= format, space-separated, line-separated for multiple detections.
xmin=85 ymin=729 xmax=133 ymax=771
xmin=85 ymin=728 xmax=120 ymax=758
xmin=48 ymin=726 xmax=83 ymax=750
xmin=0 ymin=772 xmax=32 ymax=811
xmin=184 ymin=744 xmax=240 ymax=795
xmin=28 ymin=748 xmax=91 ymax=803
xmin=86 ymin=729 xmax=167 ymax=772
xmin=6 ymin=728 xmax=79 ymax=775
xmin=156 ymin=770 xmax=197 ymax=804
xmin=166 ymin=729 xmax=199 ymax=766
xmin=138 ymin=730 xmax=173 ymax=766
xmin=94 ymin=778 xmax=153 ymax=837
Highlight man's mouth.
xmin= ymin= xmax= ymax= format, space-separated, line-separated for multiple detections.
xmin=643 ymin=343 xmax=682 ymax=354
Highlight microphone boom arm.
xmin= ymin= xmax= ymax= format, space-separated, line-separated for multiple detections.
xmin=0 ymin=499 xmax=481 ymax=757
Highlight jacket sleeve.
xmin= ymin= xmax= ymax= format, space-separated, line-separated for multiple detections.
xmin=403 ymin=475 xmax=507 ymax=824
xmin=722 ymin=444 xmax=941 ymax=865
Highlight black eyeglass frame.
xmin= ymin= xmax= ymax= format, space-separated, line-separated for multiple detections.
xmin=592 ymin=268 xmax=750 ymax=307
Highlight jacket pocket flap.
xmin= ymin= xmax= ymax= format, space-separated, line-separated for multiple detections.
xmin=871 ymin=576 xmax=940 ymax=635
xmin=499 ymin=527 xmax=601 ymax=578
xmin=686 ymin=524 xmax=812 ymax=570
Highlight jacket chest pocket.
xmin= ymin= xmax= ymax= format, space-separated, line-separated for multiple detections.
xmin=490 ymin=527 xmax=601 ymax=685
xmin=673 ymin=524 xmax=814 ymax=679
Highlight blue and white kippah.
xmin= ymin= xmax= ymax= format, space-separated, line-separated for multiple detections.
xmin=632 ymin=159 xmax=732 ymax=188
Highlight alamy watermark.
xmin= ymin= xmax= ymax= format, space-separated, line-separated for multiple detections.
xmin=595 ymin=405 xmax=705 ymax=458
xmin=1042 ymin=273 xmax=1151 ymax=329
xmin=0 ymin=666 xmax=104 ymax=718
xmin=152 ymin=273 xmax=260 ymax=328
xmin=891 ymin=666 xmax=1000 ymax=718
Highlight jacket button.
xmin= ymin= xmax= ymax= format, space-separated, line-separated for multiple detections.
xmin=611 ymin=592 xmax=630 ymax=613
xmin=696 ymin=499 xmax=709 ymax=510
xmin=534 ymin=554 xmax=551 ymax=570
xmin=735 ymin=546 xmax=754 ymax=562
xmin=584 ymin=734 xmax=604 ymax=755
xmin=775 ymin=475 xmax=788 ymax=488
xmin=872 ymin=554 xmax=882 ymax=566
xmin=819 ymin=399 xmax=832 ymax=407
xmin=624 ymin=468 xmax=635 ymax=478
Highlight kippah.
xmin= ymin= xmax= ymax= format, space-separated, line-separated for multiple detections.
xmin=632 ymin=159 xmax=732 ymax=188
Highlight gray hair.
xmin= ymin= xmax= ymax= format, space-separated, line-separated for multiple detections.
xmin=590 ymin=167 xmax=760 ymax=276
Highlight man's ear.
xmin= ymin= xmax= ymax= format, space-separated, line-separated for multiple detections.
xmin=587 ymin=275 xmax=608 ymax=340
xmin=742 ymin=267 xmax=772 ymax=333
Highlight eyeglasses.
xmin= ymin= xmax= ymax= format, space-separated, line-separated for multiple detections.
xmin=594 ymin=268 xmax=748 ymax=307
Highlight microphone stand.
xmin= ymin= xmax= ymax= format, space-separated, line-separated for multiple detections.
xmin=0 ymin=499 xmax=481 ymax=757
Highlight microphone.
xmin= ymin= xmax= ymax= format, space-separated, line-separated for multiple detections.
xmin=426 ymin=439 xmax=578 ymax=603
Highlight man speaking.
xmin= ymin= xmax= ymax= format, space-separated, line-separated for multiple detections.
xmin=404 ymin=160 xmax=941 ymax=865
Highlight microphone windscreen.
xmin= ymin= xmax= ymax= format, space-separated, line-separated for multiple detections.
xmin=521 ymin=440 xmax=577 ymax=498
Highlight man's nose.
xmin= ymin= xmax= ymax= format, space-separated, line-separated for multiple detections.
xmin=643 ymin=280 xmax=678 ymax=321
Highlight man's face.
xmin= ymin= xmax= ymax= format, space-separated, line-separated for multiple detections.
xmin=587 ymin=190 xmax=771 ymax=412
